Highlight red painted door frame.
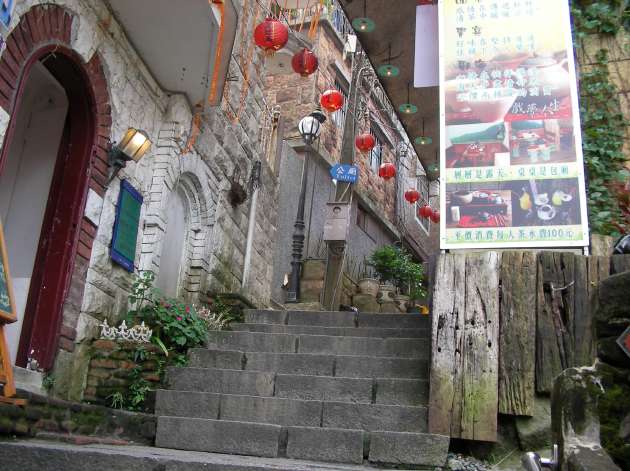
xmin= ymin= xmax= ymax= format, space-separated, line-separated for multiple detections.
xmin=0 ymin=46 xmax=96 ymax=370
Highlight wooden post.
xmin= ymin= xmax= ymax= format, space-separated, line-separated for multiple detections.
xmin=498 ymin=251 xmax=536 ymax=416
xmin=429 ymin=252 xmax=500 ymax=442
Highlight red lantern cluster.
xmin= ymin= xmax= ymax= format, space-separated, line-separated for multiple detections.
xmin=254 ymin=18 xmax=289 ymax=54
xmin=404 ymin=189 xmax=420 ymax=204
xmin=292 ymin=48 xmax=319 ymax=76
xmin=416 ymin=204 xmax=440 ymax=223
xmin=355 ymin=133 xmax=376 ymax=153
xmin=378 ymin=162 xmax=396 ymax=180
xmin=418 ymin=205 xmax=433 ymax=219
xmin=320 ymin=89 xmax=344 ymax=112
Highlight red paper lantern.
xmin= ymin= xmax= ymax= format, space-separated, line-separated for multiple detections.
xmin=291 ymin=48 xmax=319 ymax=76
xmin=254 ymin=18 xmax=289 ymax=54
xmin=320 ymin=89 xmax=344 ymax=112
xmin=355 ymin=133 xmax=376 ymax=153
xmin=404 ymin=189 xmax=420 ymax=204
xmin=378 ymin=162 xmax=396 ymax=180
xmin=419 ymin=205 xmax=433 ymax=218
xmin=430 ymin=210 xmax=440 ymax=223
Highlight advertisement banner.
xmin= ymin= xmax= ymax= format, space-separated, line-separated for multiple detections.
xmin=439 ymin=0 xmax=589 ymax=249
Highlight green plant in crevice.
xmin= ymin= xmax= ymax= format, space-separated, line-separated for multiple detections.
xmin=572 ymin=1 xmax=630 ymax=236
xmin=126 ymin=366 xmax=152 ymax=412
xmin=108 ymin=391 xmax=124 ymax=409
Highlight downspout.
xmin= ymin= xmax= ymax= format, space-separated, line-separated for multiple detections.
xmin=241 ymin=160 xmax=262 ymax=289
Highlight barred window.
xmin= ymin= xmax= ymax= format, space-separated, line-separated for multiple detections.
xmin=331 ymin=79 xmax=349 ymax=129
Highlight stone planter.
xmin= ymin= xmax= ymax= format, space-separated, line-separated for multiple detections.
xmin=394 ymin=294 xmax=409 ymax=313
xmin=377 ymin=283 xmax=396 ymax=304
xmin=357 ymin=278 xmax=379 ymax=297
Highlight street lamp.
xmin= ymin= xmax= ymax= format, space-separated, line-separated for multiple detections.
xmin=108 ymin=128 xmax=152 ymax=183
xmin=286 ymin=108 xmax=326 ymax=303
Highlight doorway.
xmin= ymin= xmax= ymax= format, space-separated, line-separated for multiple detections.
xmin=0 ymin=63 xmax=69 ymax=364
xmin=156 ymin=189 xmax=188 ymax=298
xmin=0 ymin=50 xmax=96 ymax=370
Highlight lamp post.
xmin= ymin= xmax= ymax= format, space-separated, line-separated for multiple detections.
xmin=286 ymin=108 xmax=326 ymax=303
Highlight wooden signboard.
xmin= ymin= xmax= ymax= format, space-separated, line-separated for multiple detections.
xmin=111 ymin=180 xmax=143 ymax=272
xmin=0 ymin=219 xmax=24 ymax=404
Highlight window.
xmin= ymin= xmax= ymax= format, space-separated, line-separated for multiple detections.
xmin=369 ymin=125 xmax=384 ymax=173
xmin=414 ymin=175 xmax=431 ymax=233
xmin=356 ymin=205 xmax=375 ymax=241
xmin=331 ymin=79 xmax=349 ymax=129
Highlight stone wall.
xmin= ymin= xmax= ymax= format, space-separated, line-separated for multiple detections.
xmin=0 ymin=389 xmax=156 ymax=445
xmin=83 ymin=340 xmax=162 ymax=410
xmin=579 ymin=28 xmax=630 ymax=167
xmin=0 ymin=0 xmax=280 ymax=400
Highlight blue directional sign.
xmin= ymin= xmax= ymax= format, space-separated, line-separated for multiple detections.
xmin=330 ymin=164 xmax=359 ymax=184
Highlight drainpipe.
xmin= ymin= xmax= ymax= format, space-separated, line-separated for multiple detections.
xmin=241 ymin=160 xmax=262 ymax=289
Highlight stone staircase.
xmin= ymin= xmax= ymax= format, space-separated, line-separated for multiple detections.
xmin=154 ymin=309 xmax=449 ymax=468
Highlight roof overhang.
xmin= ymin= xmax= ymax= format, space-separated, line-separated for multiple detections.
xmin=106 ymin=0 xmax=237 ymax=108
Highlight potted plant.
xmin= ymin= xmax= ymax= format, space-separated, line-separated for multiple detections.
xmin=357 ymin=257 xmax=379 ymax=297
xmin=368 ymin=245 xmax=402 ymax=305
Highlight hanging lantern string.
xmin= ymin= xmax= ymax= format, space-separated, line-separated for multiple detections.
xmin=253 ymin=0 xmax=323 ymax=48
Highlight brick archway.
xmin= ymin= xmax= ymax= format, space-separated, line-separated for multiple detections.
xmin=0 ymin=4 xmax=112 ymax=369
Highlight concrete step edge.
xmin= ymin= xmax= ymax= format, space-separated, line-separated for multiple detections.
xmin=189 ymin=347 xmax=430 ymax=362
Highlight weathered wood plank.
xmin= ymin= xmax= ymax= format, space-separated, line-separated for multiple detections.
xmin=498 ymin=251 xmax=536 ymax=416
xmin=429 ymin=252 xmax=500 ymax=442
xmin=429 ymin=254 xmax=464 ymax=437
xmin=536 ymin=252 xmax=574 ymax=394
xmin=535 ymin=253 xmax=609 ymax=394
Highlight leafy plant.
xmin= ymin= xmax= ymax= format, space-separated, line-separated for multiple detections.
xmin=571 ymin=3 xmax=630 ymax=236
xmin=42 ymin=374 xmax=55 ymax=392
xmin=127 ymin=271 xmax=208 ymax=357
xmin=368 ymin=245 xmax=426 ymax=300
xmin=127 ymin=366 xmax=152 ymax=412
xmin=108 ymin=391 xmax=124 ymax=409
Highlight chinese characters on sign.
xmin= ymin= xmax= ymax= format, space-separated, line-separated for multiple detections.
xmin=439 ymin=0 xmax=589 ymax=249
xmin=330 ymin=164 xmax=359 ymax=184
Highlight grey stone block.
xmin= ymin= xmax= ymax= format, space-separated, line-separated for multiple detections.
xmin=368 ymin=431 xmax=449 ymax=467
xmin=206 ymin=331 xmax=297 ymax=353
xmin=286 ymin=426 xmax=364 ymax=464
xmin=375 ymin=378 xmax=429 ymax=406
xmin=335 ymin=355 xmax=428 ymax=379
xmin=155 ymin=390 xmax=220 ymax=419
xmin=187 ymin=349 xmax=243 ymax=369
xmin=220 ymin=395 xmax=322 ymax=427
xmin=298 ymin=335 xmax=426 ymax=358
xmin=322 ymin=402 xmax=427 ymax=432
xmin=244 ymin=352 xmax=334 ymax=376
xmin=244 ymin=309 xmax=287 ymax=325
xmin=357 ymin=313 xmax=429 ymax=329
xmin=156 ymin=416 xmax=281 ymax=457
xmin=515 ymin=397 xmax=552 ymax=451
xmin=286 ymin=310 xmax=356 ymax=327
xmin=275 ymin=374 xmax=372 ymax=403
xmin=166 ymin=367 xmax=275 ymax=397
xmin=232 ymin=323 xmax=428 ymax=338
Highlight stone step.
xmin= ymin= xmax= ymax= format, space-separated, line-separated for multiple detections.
xmin=188 ymin=349 xmax=429 ymax=379
xmin=244 ymin=309 xmax=429 ymax=329
xmin=155 ymin=416 xmax=449 ymax=466
xmin=155 ymin=390 xmax=428 ymax=432
xmin=0 ymin=440 xmax=384 ymax=470
xmin=206 ymin=330 xmax=427 ymax=358
xmin=231 ymin=322 xmax=429 ymax=338
xmin=166 ymin=367 xmax=428 ymax=406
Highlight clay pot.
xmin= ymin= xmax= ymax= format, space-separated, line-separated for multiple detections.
xmin=377 ymin=283 xmax=396 ymax=304
xmin=357 ymin=278 xmax=379 ymax=297
xmin=394 ymin=294 xmax=410 ymax=313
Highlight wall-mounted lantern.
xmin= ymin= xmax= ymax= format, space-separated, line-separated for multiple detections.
xmin=108 ymin=128 xmax=152 ymax=183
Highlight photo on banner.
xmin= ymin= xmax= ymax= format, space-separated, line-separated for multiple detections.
xmin=438 ymin=0 xmax=589 ymax=249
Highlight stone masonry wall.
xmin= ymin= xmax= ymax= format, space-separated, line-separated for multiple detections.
xmin=0 ymin=0 xmax=279 ymax=400
xmin=264 ymin=16 xmax=438 ymax=261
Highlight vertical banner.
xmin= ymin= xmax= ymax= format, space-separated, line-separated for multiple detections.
xmin=439 ymin=0 xmax=589 ymax=249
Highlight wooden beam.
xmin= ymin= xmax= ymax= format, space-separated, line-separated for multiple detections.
xmin=429 ymin=252 xmax=500 ymax=441
xmin=498 ymin=251 xmax=536 ymax=416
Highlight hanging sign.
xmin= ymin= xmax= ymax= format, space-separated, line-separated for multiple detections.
xmin=111 ymin=180 xmax=143 ymax=272
xmin=0 ymin=0 xmax=14 ymax=31
xmin=330 ymin=164 xmax=359 ymax=184
xmin=439 ymin=0 xmax=589 ymax=249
